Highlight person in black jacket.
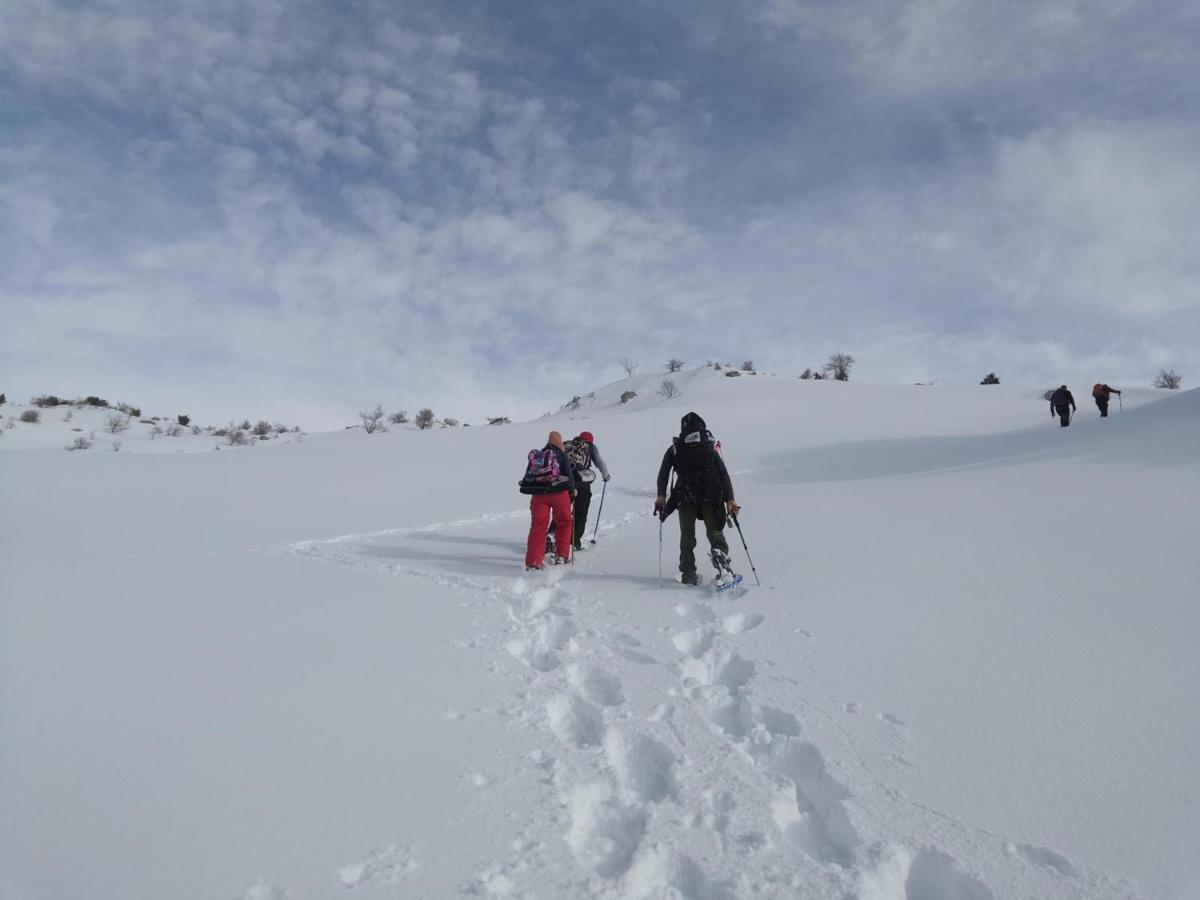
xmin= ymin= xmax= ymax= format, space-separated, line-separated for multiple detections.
xmin=1049 ymin=385 xmax=1076 ymax=427
xmin=521 ymin=431 xmax=576 ymax=569
xmin=654 ymin=412 xmax=740 ymax=585
xmin=564 ymin=431 xmax=611 ymax=551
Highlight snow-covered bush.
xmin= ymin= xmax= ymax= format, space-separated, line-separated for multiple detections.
xmin=389 ymin=410 xmax=408 ymax=424
xmin=106 ymin=414 xmax=128 ymax=433
xmin=20 ymin=409 xmax=40 ymax=423
xmin=67 ymin=435 xmax=91 ymax=451
xmin=666 ymin=358 xmax=684 ymax=373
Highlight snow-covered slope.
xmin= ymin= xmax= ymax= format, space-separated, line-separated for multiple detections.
xmin=1 ymin=372 xmax=1196 ymax=900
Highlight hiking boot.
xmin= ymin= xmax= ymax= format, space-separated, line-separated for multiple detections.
xmin=553 ymin=555 xmax=571 ymax=566
xmin=681 ymin=571 xmax=700 ymax=586
xmin=525 ymin=565 xmax=542 ymax=572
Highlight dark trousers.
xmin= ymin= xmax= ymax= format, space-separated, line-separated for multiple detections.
xmin=677 ymin=501 xmax=730 ymax=576
xmin=1055 ymin=405 xmax=1072 ymax=426
xmin=572 ymin=481 xmax=593 ymax=548
xmin=1095 ymin=396 xmax=1109 ymax=417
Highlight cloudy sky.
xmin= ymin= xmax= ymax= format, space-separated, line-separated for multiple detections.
xmin=2 ymin=0 xmax=1198 ymax=427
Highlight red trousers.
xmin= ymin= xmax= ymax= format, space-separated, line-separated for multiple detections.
xmin=526 ymin=492 xmax=573 ymax=567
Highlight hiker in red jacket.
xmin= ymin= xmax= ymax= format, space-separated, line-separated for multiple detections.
xmin=520 ymin=430 xmax=576 ymax=570
xmin=1092 ymin=383 xmax=1122 ymax=418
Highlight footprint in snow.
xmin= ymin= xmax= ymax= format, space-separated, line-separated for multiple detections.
xmin=1007 ymin=841 xmax=1078 ymax=877
xmin=338 ymin=844 xmax=414 ymax=889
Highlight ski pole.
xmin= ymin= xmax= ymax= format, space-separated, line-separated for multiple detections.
xmin=1118 ymin=393 xmax=1123 ymax=412
xmin=590 ymin=479 xmax=607 ymax=544
xmin=730 ymin=513 xmax=761 ymax=586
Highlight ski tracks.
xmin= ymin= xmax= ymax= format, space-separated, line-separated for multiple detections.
xmin=284 ymin=508 xmax=1129 ymax=899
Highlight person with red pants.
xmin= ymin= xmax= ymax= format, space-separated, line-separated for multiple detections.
xmin=523 ymin=431 xmax=576 ymax=570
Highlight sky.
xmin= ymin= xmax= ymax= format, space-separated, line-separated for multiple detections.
xmin=2 ymin=0 xmax=1198 ymax=428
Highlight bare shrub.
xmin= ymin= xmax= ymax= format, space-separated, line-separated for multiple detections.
xmin=565 ymin=396 xmax=582 ymax=411
xmin=106 ymin=414 xmax=129 ymax=433
xmin=358 ymin=405 xmax=386 ymax=434
xmin=415 ymin=408 xmax=436 ymax=430
xmin=658 ymin=378 xmax=680 ymax=399
xmin=191 ymin=425 xmax=202 ymax=435
xmin=666 ymin=358 xmax=684 ymax=373
xmin=85 ymin=396 xmax=108 ymax=407
xmin=273 ymin=423 xmax=288 ymax=434
xmin=619 ymin=357 xmax=639 ymax=378
xmin=149 ymin=424 xmax=163 ymax=438
xmin=20 ymin=409 xmax=40 ymax=423
xmin=177 ymin=414 xmax=190 ymax=426
xmin=824 ymin=353 xmax=855 ymax=381
xmin=66 ymin=435 xmax=91 ymax=450
xmin=33 ymin=395 xmax=62 ymax=408
xmin=1154 ymin=369 xmax=1183 ymax=390
xmin=619 ymin=390 xmax=637 ymax=403
xmin=116 ymin=403 xmax=141 ymax=417
xmin=165 ymin=423 xmax=183 ymax=437
xmin=487 ymin=416 xmax=510 ymax=426
xmin=225 ymin=423 xmax=249 ymax=446
xmin=741 ymin=360 xmax=755 ymax=373
xmin=389 ymin=410 xmax=409 ymax=424
xmin=800 ymin=368 xmax=813 ymax=380
xmin=252 ymin=420 xmax=273 ymax=437
xmin=724 ymin=370 xmax=741 ymax=378
xmin=111 ymin=440 xmax=122 ymax=452
xmin=812 ymin=370 xmax=825 ymax=380
xmin=442 ymin=417 xmax=460 ymax=427
xmin=980 ymin=373 xmax=1001 ymax=385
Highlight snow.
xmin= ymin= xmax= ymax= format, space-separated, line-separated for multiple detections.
xmin=1 ymin=369 xmax=1197 ymax=899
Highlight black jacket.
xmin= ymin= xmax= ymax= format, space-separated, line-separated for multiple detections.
xmin=1050 ymin=388 xmax=1076 ymax=411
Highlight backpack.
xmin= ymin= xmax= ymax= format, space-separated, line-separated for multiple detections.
xmin=519 ymin=447 xmax=562 ymax=494
xmin=671 ymin=429 xmax=721 ymax=502
xmin=564 ymin=438 xmax=596 ymax=483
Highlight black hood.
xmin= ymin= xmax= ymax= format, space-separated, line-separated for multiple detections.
xmin=680 ymin=411 xmax=706 ymax=435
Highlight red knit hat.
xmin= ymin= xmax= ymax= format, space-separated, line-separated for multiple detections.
xmin=579 ymin=431 xmax=594 ymax=443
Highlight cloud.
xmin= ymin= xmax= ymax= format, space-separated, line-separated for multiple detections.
xmin=1 ymin=0 xmax=1197 ymax=426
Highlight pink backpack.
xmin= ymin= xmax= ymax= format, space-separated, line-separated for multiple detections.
xmin=520 ymin=447 xmax=562 ymax=494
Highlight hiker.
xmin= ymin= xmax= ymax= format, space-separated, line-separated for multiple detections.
xmin=653 ymin=412 xmax=740 ymax=585
xmin=520 ymin=430 xmax=576 ymax=570
xmin=564 ymin=431 xmax=610 ymax=551
xmin=1092 ymin=383 xmax=1122 ymax=418
xmin=1049 ymin=385 xmax=1076 ymax=427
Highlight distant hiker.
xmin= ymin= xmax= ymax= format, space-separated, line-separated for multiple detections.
xmin=519 ymin=430 xmax=576 ymax=569
xmin=1050 ymin=385 xmax=1076 ymax=427
xmin=654 ymin=412 xmax=740 ymax=585
xmin=564 ymin=431 xmax=610 ymax=551
xmin=1092 ymin=383 xmax=1122 ymax=418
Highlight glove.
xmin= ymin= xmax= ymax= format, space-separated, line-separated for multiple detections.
xmin=603 ymin=474 xmax=610 ymax=482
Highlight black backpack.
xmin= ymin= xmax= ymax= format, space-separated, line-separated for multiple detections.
xmin=672 ymin=429 xmax=721 ymax=501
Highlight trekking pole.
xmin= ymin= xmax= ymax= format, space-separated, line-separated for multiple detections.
xmin=730 ymin=513 xmax=761 ymax=586
xmin=1119 ymin=393 xmax=1123 ymax=413
xmin=658 ymin=515 xmax=664 ymax=586
xmin=590 ymin=480 xmax=607 ymax=545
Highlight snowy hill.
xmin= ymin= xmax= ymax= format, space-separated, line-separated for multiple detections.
xmin=1 ymin=375 xmax=1197 ymax=900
